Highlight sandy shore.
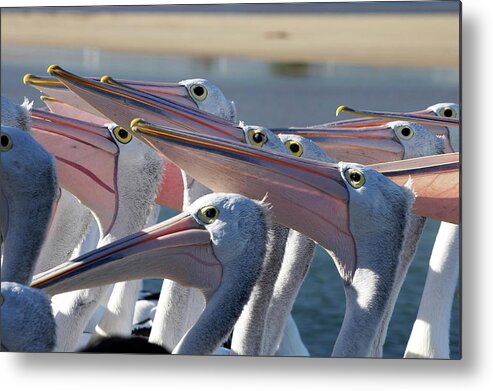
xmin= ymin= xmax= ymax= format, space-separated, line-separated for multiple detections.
xmin=2 ymin=12 xmax=459 ymax=68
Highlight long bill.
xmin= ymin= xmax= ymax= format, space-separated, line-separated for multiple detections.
xmin=35 ymin=101 xmax=185 ymax=211
xmin=131 ymin=121 xmax=357 ymax=284
xmin=46 ymin=65 xmax=245 ymax=142
xmin=30 ymin=108 xmax=119 ymax=236
xmin=273 ymin=123 xmax=405 ymax=164
xmin=31 ymin=212 xmax=222 ymax=296
xmin=371 ymin=153 xmax=460 ymax=224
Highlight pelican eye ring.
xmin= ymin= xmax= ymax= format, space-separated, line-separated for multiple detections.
xmin=198 ymin=206 xmax=219 ymax=224
xmin=247 ymin=129 xmax=268 ymax=147
xmin=396 ymin=125 xmax=414 ymax=141
xmin=113 ymin=126 xmax=132 ymax=144
xmin=438 ymin=106 xmax=457 ymax=118
xmin=190 ymin=84 xmax=208 ymax=102
xmin=0 ymin=133 xmax=13 ymax=152
xmin=344 ymin=168 xmax=366 ymax=189
xmin=284 ymin=140 xmax=303 ymax=157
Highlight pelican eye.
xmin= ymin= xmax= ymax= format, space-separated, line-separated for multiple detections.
xmin=285 ymin=140 xmax=303 ymax=157
xmin=198 ymin=206 xmax=219 ymax=224
xmin=438 ymin=106 xmax=457 ymax=118
xmin=190 ymin=84 xmax=208 ymax=102
xmin=344 ymin=168 xmax=366 ymax=189
xmin=113 ymin=126 xmax=132 ymax=144
xmin=396 ymin=125 xmax=414 ymax=141
xmin=0 ymin=134 xmax=13 ymax=152
xmin=247 ymin=129 xmax=268 ymax=147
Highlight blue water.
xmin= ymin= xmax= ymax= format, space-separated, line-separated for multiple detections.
xmin=1 ymin=45 xmax=460 ymax=358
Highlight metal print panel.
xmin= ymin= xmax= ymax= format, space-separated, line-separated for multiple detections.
xmin=0 ymin=1 xmax=460 ymax=358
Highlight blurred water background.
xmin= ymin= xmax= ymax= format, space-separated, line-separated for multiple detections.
xmin=1 ymin=21 xmax=460 ymax=358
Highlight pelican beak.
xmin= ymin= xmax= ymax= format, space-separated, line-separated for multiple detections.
xmin=371 ymin=153 xmax=460 ymax=224
xmin=274 ymin=123 xmax=405 ymax=164
xmin=100 ymin=75 xmax=198 ymax=110
xmin=35 ymin=100 xmax=185 ymax=212
xmin=336 ymin=105 xmax=459 ymax=128
xmin=30 ymin=108 xmax=119 ymax=236
xmin=31 ymin=212 xmax=222 ymax=297
xmin=24 ymin=73 xmax=105 ymax=117
xmin=131 ymin=120 xmax=357 ymax=284
xmin=335 ymin=105 xmax=459 ymax=153
xmin=40 ymin=96 xmax=109 ymax=126
xmin=47 ymin=65 xmax=245 ymax=142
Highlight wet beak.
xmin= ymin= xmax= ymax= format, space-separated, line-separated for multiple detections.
xmin=371 ymin=153 xmax=460 ymax=224
xmin=131 ymin=120 xmax=357 ymax=284
xmin=274 ymin=124 xmax=405 ymax=164
xmin=30 ymin=108 xmax=119 ymax=236
xmin=47 ymin=65 xmax=245 ymax=142
xmin=31 ymin=212 xmax=222 ymax=296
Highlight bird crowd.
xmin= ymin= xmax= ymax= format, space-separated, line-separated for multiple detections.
xmin=0 ymin=64 xmax=459 ymax=357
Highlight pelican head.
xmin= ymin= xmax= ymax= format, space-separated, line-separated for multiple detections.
xmin=334 ymin=104 xmax=459 ymax=152
xmin=179 ymin=79 xmax=237 ymax=123
xmin=275 ymin=120 xmax=444 ymax=164
xmin=421 ymin=103 xmax=459 ymax=120
xmin=277 ymin=133 xmax=336 ymax=162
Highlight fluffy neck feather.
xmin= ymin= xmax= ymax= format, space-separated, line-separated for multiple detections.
xmin=332 ymin=183 xmax=414 ymax=357
xmin=263 ymin=230 xmax=316 ymax=355
xmin=231 ymin=223 xmax=289 ymax=355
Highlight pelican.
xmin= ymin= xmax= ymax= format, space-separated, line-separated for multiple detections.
xmin=325 ymin=105 xmax=461 ymax=357
xmin=32 ymin=193 xmax=273 ymax=355
xmin=0 ymin=124 xmax=58 ymax=352
xmin=23 ymin=73 xmax=237 ymax=123
xmin=129 ymin=122 xmax=458 ymax=356
xmin=272 ymin=120 xmax=444 ymax=164
xmin=26 ymin=108 xmax=167 ymax=351
xmin=332 ymin=104 xmax=459 ymax=153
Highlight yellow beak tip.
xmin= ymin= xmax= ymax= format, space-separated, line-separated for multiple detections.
xmin=47 ymin=64 xmax=61 ymax=75
xmin=130 ymin=118 xmax=144 ymax=128
xmin=100 ymin=75 xmax=112 ymax=84
xmin=40 ymin=96 xmax=57 ymax=102
xmin=23 ymin=73 xmax=33 ymax=85
xmin=336 ymin=105 xmax=348 ymax=116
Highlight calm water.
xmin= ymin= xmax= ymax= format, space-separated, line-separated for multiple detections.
xmin=1 ymin=46 xmax=460 ymax=358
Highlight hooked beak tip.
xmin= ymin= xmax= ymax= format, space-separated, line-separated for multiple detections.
xmin=23 ymin=73 xmax=33 ymax=85
xmin=47 ymin=64 xmax=62 ymax=76
xmin=40 ymin=95 xmax=57 ymax=102
xmin=100 ymin=75 xmax=112 ymax=84
xmin=130 ymin=117 xmax=145 ymax=129
xmin=336 ymin=105 xmax=349 ymax=117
